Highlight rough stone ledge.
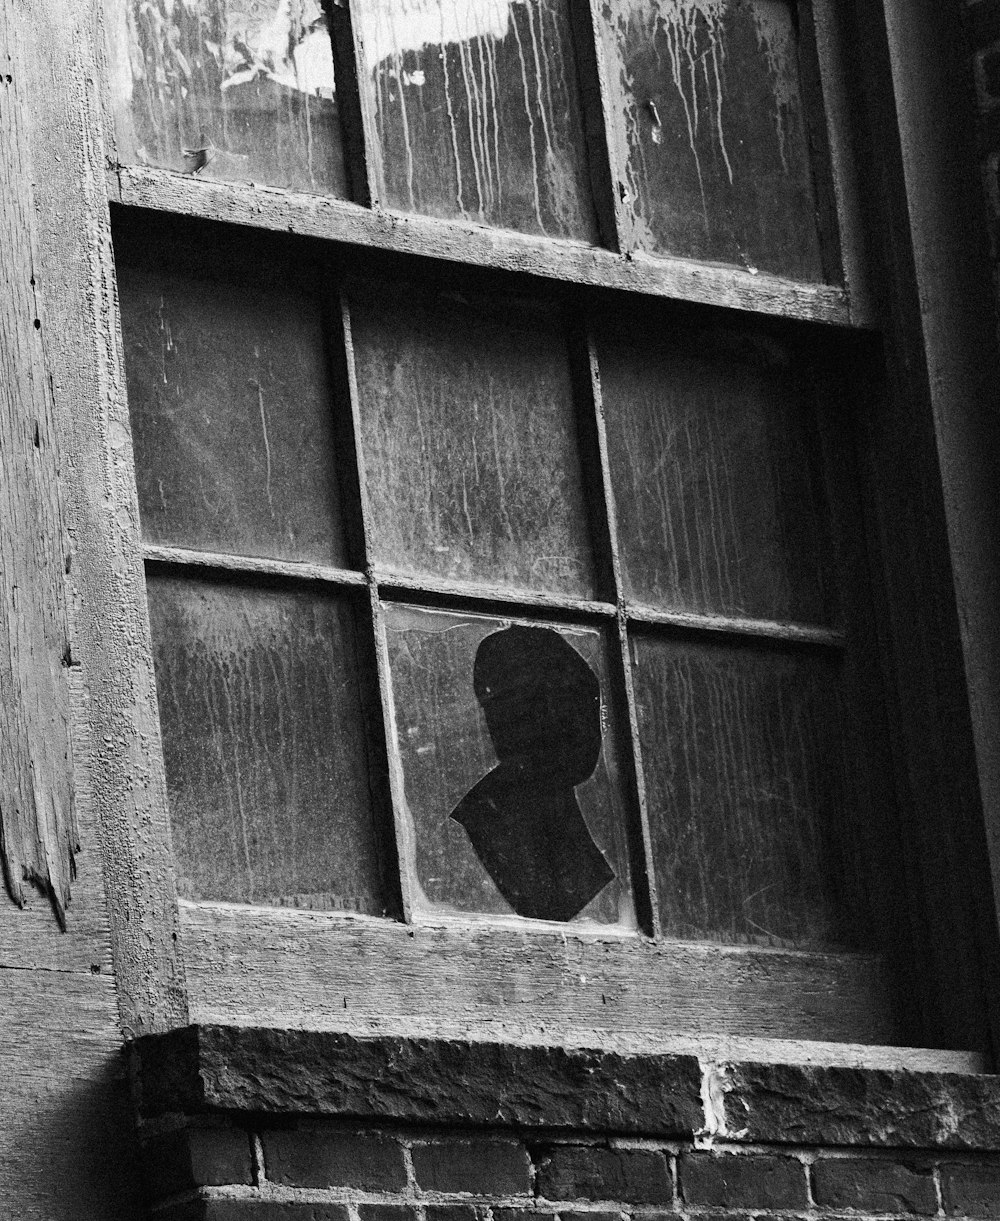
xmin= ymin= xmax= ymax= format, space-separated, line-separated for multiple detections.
xmin=129 ymin=1025 xmax=1000 ymax=1150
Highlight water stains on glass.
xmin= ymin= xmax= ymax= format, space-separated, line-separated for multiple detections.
xmin=116 ymin=0 xmax=347 ymax=194
xmin=352 ymin=284 xmax=596 ymax=598
xmin=384 ymin=603 xmax=635 ymax=928
xmin=119 ymin=263 xmax=349 ymax=567
xmin=632 ymin=634 xmax=862 ymax=949
xmin=599 ymin=326 xmax=833 ymax=624
xmin=596 ymin=0 xmax=824 ymax=279
xmin=147 ymin=576 xmax=384 ymax=913
xmin=362 ymin=0 xmax=597 ymax=241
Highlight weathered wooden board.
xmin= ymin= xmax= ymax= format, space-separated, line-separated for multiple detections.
xmin=113 ymin=164 xmax=854 ymax=326
xmin=0 ymin=969 xmax=142 ymax=1221
xmin=181 ymin=901 xmax=905 ymax=1047
xmin=14 ymin=0 xmax=188 ymax=1034
xmin=0 ymin=3 xmax=76 ymax=929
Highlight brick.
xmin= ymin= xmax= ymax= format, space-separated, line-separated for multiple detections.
xmin=942 ymin=1163 xmax=1000 ymax=1217
xmin=558 ymin=1211 xmax=624 ymax=1221
xmin=814 ymin=1158 xmax=937 ymax=1215
xmin=412 ymin=1138 xmax=531 ymax=1196
xmin=424 ymin=1207 xmax=485 ymax=1221
xmin=205 ymin=1205 xmax=351 ymax=1221
xmin=493 ymin=1210 xmax=546 ymax=1221
xmin=261 ymin=1129 xmax=407 ymax=1190
xmin=144 ymin=1126 xmax=253 ymax=1199
xmin=535 ymin=1146 xmax=671 ymax=1205
xmin=358 ymin=1206 xmax=420 ymax=1221
xmin=680 ymin=1153 xmax=806 ymax=1210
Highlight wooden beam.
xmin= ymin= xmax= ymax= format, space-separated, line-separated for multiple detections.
xmin=0 ymin=6 xmax=76 ymax=928
xmin=180 ymin=900 xmax=907 ymax=1048
xmin=18 ymin=0 xmax=188 ymax=1032
xmin=113 ymin=165 xmax=856 ymax=327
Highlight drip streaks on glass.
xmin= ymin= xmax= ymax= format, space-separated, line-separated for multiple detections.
xmin=117 ymin=0 xmax=347 ymax=194
xmin=600 ymin=328 xmax=832 ymax=624
xmin=596 ymin=0 xmax=824 ymax=278
xmin=352 ymin=285 xmax=596 ymax=598
xmin=119 ymin=264 xmax=349 ymax=567
xmin=148 ymin=577 xmax=383 ymax=913
xmin=363 ymin=0 xmax=597 ymax=240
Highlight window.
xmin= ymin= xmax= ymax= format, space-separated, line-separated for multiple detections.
xmin=87 ymin=0 xmax=994 ymax=1056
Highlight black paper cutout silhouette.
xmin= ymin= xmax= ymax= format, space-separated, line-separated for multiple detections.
xmin=449 ymin=625 xmax=615 ymax=921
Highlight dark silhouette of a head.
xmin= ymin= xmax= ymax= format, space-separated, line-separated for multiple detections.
xmin=473 ymin=625 xmax=602 ymax=787
xmin=450 ymin=626 xmax=614 ymax=922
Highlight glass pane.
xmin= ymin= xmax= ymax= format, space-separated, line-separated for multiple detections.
xmin=384 ymin=604 xmax=636 ymax=928
xmin=362 ymin=0 xmax=597 ymax=242
xmin=597 ymin=0 xmax=824 ymax=279
xmin=120 ymin=264 xmax=349 ymax=567
xmin=116 ymin=0 xmax=347 ymax=194
xmin=632 ymin=634 xmax=862 ymax=949
xmin=352 ymin=286 xmax=596 ymax=598
xmin=600 ymin=329 xmax=832 ymax=623
xmin=148 ymin=575 xmax=384 ymax=913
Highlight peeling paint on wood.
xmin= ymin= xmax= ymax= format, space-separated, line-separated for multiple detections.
xmin=0 ymin=13 xmax=77 ymax=928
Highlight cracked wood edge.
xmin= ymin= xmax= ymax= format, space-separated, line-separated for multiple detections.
xmin=0 ymin=8 xmax=76 ymax=929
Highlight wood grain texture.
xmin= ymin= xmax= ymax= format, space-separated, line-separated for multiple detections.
xmin=0 ymin=19 xmax=76 ymax=928
xmin=1 ymin=968 xmax=142 ymax=1220
xmin=113 ymin=164 xmax=854 ymax=326
xmin=180 ymin=901 xmax=905 ymax=1047
xmin=144 ymin=543 xmax=367 ymax=588
xmin=18 ymin=0 xmax=188 ymax=1034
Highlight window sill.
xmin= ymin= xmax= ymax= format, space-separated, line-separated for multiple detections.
xmin=130 ymin=1025 xmax=1000 ymax=1151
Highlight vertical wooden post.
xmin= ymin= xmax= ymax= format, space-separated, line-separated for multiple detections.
xmin=0 ymin=15 xmax=76 ymax=928
xmin=6 ymin=0 xmax=189 ymax=1033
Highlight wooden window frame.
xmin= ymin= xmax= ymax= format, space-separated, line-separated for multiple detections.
xmin=5 ymin=0 xmax=1000 ymax=1065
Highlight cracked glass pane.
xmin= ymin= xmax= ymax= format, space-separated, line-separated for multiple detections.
xmin=384 ymin=603 xmax=636 ymax=928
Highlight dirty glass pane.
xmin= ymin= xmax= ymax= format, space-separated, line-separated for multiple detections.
xmin=596 ymin=0 xmax=823 ymax=279
xmin=600 ymin=329 xmax=832 ymax=623
xmin=362 ymin=0 xmax=597 ymax=241
xmin=352 ymin=286 xmax=596 ymax=597
xmin=384 ymin=603 xmax=635 ymax=928
xmin=633 ymin=634 xmax=861 ymax=949
xmin=148 ymin=575 xmax=383 ymax=912
xmin=115 ymin=0 xmax=347 ymax=194
xmin=120 ymin=264 xmax=348 ymax=567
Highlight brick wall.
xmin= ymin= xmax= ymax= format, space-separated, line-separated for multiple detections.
xmin=142 ymin=1121 xmax=1000 ymax=1221
xmin=963 ymin=0 xmax=1000 ymax=327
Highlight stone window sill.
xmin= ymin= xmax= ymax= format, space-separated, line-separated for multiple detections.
xmin=130 ymin=1026 xmax=1000 ymax=1152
